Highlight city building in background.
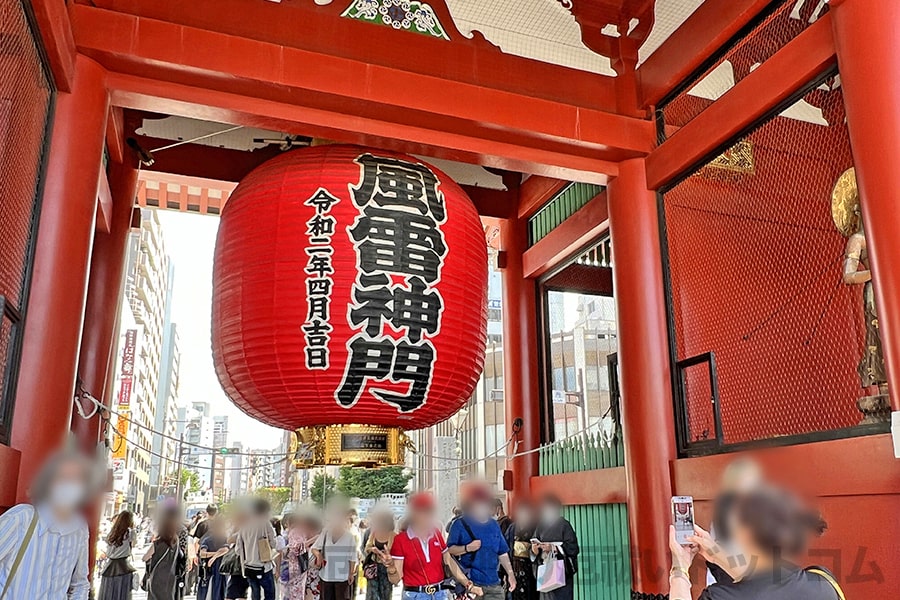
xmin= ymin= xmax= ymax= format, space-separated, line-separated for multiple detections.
xmin=149 ymin=262 xmax=181 ymax=505
xmin=247 ymin=431 xmax=293 ymax=491
xmin=177 ymin=401 xmax=214 ymax=489
xmin=545 ymin=291 xmax=619 ymax=440
xmin=110 ymin=209 xmax=174 ymax=513
xmin=225 ymin=441 xmax=248 ymax=500
xmin=211 ymin=415 xmax=229 ymax=499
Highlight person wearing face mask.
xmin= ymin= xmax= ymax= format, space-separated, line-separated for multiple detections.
xmin=0 ymin=449 xmax=94 ymax=600
xmin=668 ymin=485 xmax=842 ymax=600
xmin=531 ymin=495 xmax=578 ymax=600
xmin=504 ymin=500 xmax=538 ymax=600
xmin=448 ymin=486 xmax=517 ymax=600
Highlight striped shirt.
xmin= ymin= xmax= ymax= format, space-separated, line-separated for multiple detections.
xmin=0 ymin=504 xmax=90 ymax=599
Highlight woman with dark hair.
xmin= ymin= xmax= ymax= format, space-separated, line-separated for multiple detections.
xmin=505 ymin=499 xmax=538 ymax=600
xmin=99 ymin=510 xmax=137 ymax=600
xmin=144 ymin=508 xmax=187 ymax=600
xmin=532 ymin=494 xmax=579 ymax=600
xmin=198 ymin=517 xmax=229 ymax=600
xmin=361 ymin=508 xmax=395 ymax=600
xmin=668 ymin=485 xmax=843 ymax=600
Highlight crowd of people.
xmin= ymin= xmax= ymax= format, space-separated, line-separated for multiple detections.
xmin=0 ymin=447 xmax=842 ymax=600
xmin=93 ymin=482 xmax=580 ymax=600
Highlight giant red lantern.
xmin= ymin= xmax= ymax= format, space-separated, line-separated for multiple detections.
xmin=212 ymin=145 xmax=487 ymax=465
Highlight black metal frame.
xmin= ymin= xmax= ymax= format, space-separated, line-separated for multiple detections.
xmin=0 ymin=0 xmax=59 ymax=446
xmin=606 ymin=352 xmax=622 ymax=440
xmin=674 ymin=352 xmax=723 ymax=455
xmin=536 ymin=285 xmax=555 ymax=444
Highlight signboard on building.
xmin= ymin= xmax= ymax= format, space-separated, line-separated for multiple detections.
xmin=112 ymin=329 xmax=138 ymax=460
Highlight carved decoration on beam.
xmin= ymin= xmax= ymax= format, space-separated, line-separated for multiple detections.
xmin=697 ymin=139 xmax=756 ymax=179
xmin=342 ymin=0 xmax=450 ymax=39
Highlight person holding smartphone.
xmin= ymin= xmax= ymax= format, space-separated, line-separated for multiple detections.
xmin=667 ymin=485 xmax=843 ymax=600
xmin=371 ymin=492 xmax=483 ymax=600
xmin=531 ymin=495 xmax=579 ymax=600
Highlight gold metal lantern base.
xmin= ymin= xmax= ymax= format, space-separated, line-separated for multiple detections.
xmin=291 ymin=425 xmax=414 ymax=467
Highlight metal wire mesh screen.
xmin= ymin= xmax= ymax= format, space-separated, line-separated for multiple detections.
xmin=0 ymin=0 xmax=53 ymax=434
xmin=661 ymin=0 xmax=829 ymax=131
xmin=662 ymin=75 xmax=867 ymax=445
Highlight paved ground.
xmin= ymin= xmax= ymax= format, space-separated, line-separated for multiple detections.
xmin=114 ymin=543 xmax=400 ymax=600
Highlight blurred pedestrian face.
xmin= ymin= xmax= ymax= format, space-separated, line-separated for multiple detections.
xmin=409 ymin=506 xmax=433 ymax=531
xmin=540 ymin=500 xmax=561 ymax=525
xmin=472 ymin=501 xmax=493 ymax=522
xmin=514 ymin=503 xmax=534 ymax=527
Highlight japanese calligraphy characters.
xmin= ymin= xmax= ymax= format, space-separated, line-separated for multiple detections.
xmin=302 ymin=188 xmax=340 ymax=369
xmin=337 ymin=154 xmax=447 ymax=412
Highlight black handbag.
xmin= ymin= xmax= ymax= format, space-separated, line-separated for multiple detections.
xmin=219 ymin=548 xmax=242 ymax=576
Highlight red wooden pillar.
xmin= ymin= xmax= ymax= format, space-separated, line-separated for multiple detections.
xmin=500 ymin=215 xmax=541 ymax=504
xmin=832 ymin=0 xmax=900 ymax=426
xmin=608 ymin=158 xmax=676 ymax=597
xmin=72 ymin=159 xmax=139 ymax=450
xmin=11 ymin=56 xmax=108 ymax=500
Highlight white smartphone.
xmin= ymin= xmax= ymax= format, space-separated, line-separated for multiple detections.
xmin=672 ymin=495 xmax=695 ymax=545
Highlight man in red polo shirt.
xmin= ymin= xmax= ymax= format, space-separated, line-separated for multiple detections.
xmin=373 ymin=493 xmax=483 ymax=600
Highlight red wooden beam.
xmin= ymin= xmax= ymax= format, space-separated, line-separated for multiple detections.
xmin=135 ymin=134 xmax=515 ymax=217
xmin=82 ymin=0 xmax=619 ymax=114
xmin=71 ymin=5 xmax=653 ymax=182
xmin=522 ymin=190 xmax=609 ymax=278
xmin=637 ymin=0 xmax=776 ymax=108
xmin=27 ymin=0 xmax=77 ymax=91
xmin=517 ymin=176 xmax=569 ymax=220
xmin=132 ymin=135 xmax=284 ymax=183
xmin=105 ymin=107 xmax=127 ymax=165
xmin=464 ymin=187 xmax=516 ymax=219
xmin=672 ymin=434 xmax=900 ymax=500
xmin=645 ymin=15 xmax=835 ymax=190
xmin=95 ymin=170 xmax=113 ymax=233
xmin=530 ymin=466 xmax=627 ymax=505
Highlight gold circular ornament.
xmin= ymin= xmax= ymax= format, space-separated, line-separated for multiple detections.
xmin=831 ymin=167 xmax=860 ymax=237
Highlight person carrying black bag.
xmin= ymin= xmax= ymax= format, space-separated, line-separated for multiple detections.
xmin=143 ymin=508 xmax=187 ymax=600
xmin=447 ymin=486 xmax=517 ymax=600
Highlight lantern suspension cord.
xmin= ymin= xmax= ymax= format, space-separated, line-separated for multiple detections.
xmin=97 ymin=411 xmax=291 ymax=471
xmin=414 ymin=418 xmax=607 ymax=474
xmin=78 ymin=395 xmax=285 ymax=458
xmin=151 ymin=125 xmax=244 ymax=153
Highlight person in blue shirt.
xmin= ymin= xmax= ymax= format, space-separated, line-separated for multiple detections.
xmin=447 ymin=486 xmax=517 ymax=600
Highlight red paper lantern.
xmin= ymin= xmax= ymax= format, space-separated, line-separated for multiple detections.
xmin=212 ymin=145 xmax=487 ymax=435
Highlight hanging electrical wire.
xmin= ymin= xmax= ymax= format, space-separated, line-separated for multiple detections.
xmin=409 ymin=418 xmax=607 ymax=474
xmin=78 ymin=385 xmax=613 ymax=474
xmin=97 ymin=411 xmax=291 ymax=472
xmin=79 ymin=394 xmax=285 ymax=457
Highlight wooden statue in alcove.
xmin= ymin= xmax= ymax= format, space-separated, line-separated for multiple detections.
xmin=833 ymin=167 xmax=890 ymax=424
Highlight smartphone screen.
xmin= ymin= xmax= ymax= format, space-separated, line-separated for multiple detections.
xmin=672 ymin=495 xmax=695 ymax=545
